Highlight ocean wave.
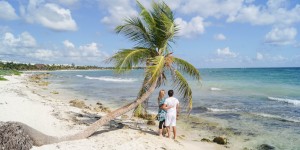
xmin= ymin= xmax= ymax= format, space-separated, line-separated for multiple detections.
xmin=85 ymin=76 xmax=137 ymax=83
xmin=191 ymin=107 xmax=236 ymax=113
xmin=76 ymin=75 xmax=83 ymax=77
xmin=253 ymin=113 xmax=300 ymax=123
xmin=210 ymin=87 xmax=222 ymax=91
xmin=191 ymin=106 xmax=209 ymax=113
xmin=267 ymin=97 xmax=300 ymax=106
xmin=208 ymin=108 xmax=237 ymax=112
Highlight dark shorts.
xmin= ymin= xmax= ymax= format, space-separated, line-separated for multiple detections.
xmin=159 ymin=120 xmax=166 ymax=129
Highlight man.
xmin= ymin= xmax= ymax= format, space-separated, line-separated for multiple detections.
xmin=162 ymin=90 xmax=180 ymax=139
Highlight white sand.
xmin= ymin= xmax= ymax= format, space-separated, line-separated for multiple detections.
xmin=0 ymin=75 xmax=225 ymax=150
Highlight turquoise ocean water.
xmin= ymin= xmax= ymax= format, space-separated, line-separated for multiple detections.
xmin=47 ymin=68 xmax=300 ymax=149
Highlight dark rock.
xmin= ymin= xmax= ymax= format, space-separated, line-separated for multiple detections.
xmin=0 ymin=122 xmax=33 ymax=150
xmin=109 ymin=121 xmax=126 ymax=129
xmin=144 ymin=114 xmax=156 ymax=120
xmin=147 ymin=120 xmax=156 ymax=126
xmin=213 ymin=136 xmax=227 ymax=145
xmin=201 ymin=138 xmax=211 ymax=142
xmin=247 ymin=132 xmax=256 ymax=137
xmin=258 ymin=144 xmax=275 ymax=150
xmin=96 ymin=102 xmax=102 ymax=106
xmin=69 ymin=99 xmax=87 ymax=109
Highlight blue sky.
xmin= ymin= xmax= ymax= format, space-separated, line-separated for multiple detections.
xmin=0 ymin=0 xmax=300 ymax=68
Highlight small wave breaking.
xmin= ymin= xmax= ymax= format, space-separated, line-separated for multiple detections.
xmin=210 ymin=87 xmax=222 ymax=91
xmin=267 ymin=97 xmax=300 ymax=106
xmin=191 ymin=107 xmax=236 ymax=113
xmin=76 ymin=75 xmax=83 ymax=77
xmin=253 ymin=113 xmax=300 ymax=123
xmin=85 ymin=76 xmax=137 ymax=83
xmin=208 ymin=108 xmax=237 ymax=112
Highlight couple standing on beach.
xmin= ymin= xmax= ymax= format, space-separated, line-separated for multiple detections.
xmin=157 ymin=89 xmax=180 ymax=139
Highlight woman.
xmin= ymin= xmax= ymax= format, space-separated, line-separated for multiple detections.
xmin=157 ymin=90 xmax=167 ymax=136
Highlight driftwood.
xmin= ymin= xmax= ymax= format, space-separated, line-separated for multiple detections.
xmin=0 ymin=121 xmax=33 ymax=150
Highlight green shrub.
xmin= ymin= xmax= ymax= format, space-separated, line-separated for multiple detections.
xmin=0 ymin=76 xmax=7 ymax=81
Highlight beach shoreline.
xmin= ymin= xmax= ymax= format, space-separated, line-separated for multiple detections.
xmin=0 ymin=73 xmax=225 ymax=150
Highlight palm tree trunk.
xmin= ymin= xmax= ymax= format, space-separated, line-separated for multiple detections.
xmin=16 ymin=80 xmax=158 ymax=146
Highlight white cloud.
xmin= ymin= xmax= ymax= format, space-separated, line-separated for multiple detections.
xmin=26 ymin=49 xmax=61 ymax=60
xmin=272 ymin=55 xmax=287 ymax=61
xmin=20 ymin=0 xmax=77 ymax=31
xmin=265 ymin=27 xmax=297 ymax=45
xmin=245 ymin=0 xmax=255 ymax=4
xmin=79 ymin=43 xmax=102 ymax=57
xmin=0 ymin=32 xmax=37 ymax=57
xmin=175 ymin=17 xmax=205 ymax=38
xmin=55 ymin=0 xmax=79 ymax=6
xmin=254 ymin=53 xmax=287 ymax=62
xmin=100 ymin=0 xmax=138 ymax=27
xmin=63 ymin=40 xmax=75 ymax=49
xmin=180 ymin=0 xmax=244 ymax=18
xmin=2 ymin=32 xmax=36 ymax=48
xmin=216 ymin=47 xmax=238 ymax=58
xmin=227 ymin=1 xmax=300 ymax=26
xmin=99 ymin=0 xmax=183 ymax=27
xmin=0 ymin=1 xmax=18 ymax=20
xmin=0 ymin=31 xmax=109 ymax=64
xmin=256 ymin=52 xmax=264 ymax=60
xmin=214 ymin=33 xmax=226 ymax=40
xmin=62 ymin=40 xmax=109 ymax=60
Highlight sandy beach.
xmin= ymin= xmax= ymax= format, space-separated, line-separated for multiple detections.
xmin=0 ymin=74 xmax=225 ymax=150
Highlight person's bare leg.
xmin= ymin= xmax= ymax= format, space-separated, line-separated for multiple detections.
xmin=166 ymin=126 xmax=170 ymax=138
xmin=159 ymin=129 xmax=163 ymax=136
xmin=172 ymin=126 xmax=177 ymax=139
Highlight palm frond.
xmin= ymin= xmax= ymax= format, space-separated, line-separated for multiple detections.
xmin=150 ymin=2 xmax=178 ymax=54
xmin=172 ymin=70 xmax=193 ymax=113
xmin=115 ymin=17 xmax=152 ymax=47
xmin=107 ymin=48 xmax=151 ymax=73
xmin=136 ymin=1 xmax=155 ymax=31
xmin=145 ymin=56 xmax=165 ymax=85
xmin=173 ymin=57 xmax=201 ymax=81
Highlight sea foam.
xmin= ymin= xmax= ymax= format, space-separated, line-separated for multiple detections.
xmin=253 ymin=113 xmax=300 ymax=123
xmin=210 ymin=87 xmax=222 ymax=91
xmin=208 ymin=108 xmax=236 ymax=112
xmin=85 ymin=76 xmax=137 ymax=83
xmin=76 ymin=75 xmax=83 ymax=77
xmin=267 ymin=97 xmax=300 ymax=106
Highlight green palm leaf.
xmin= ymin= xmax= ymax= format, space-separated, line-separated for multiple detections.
xmin=115 ymin=17 xmax=152 ymax=47
xmin=108 ymin=48 xmax=152 ymax=73
xmin=173 ymin=57 xmax=201 ymax=81
xmin=145 ymin=56 xmax=165 ymax=85
xmin=172 ymin=70 xmax=193 ymax=112
xmin=136 ymin=1 xmax=155 ymax=31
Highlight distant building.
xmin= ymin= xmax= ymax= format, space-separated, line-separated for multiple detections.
xmin=35 ymin=64 xmax=46 ymax=70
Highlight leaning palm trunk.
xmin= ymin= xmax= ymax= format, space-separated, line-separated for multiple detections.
xmin=14 ymin=81 xmax=157 ymax=146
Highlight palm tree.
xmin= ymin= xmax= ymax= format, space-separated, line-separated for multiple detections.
xmin=3 ymin=1 xmax=200 ymax=147
xmin=111 ymin=1 xmax=201 ymax=117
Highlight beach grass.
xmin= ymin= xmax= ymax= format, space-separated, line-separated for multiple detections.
xmin=0 ymin=70 xmax=22 ymax=81
xmin=0 ymin=76 xmax=7 ymax=81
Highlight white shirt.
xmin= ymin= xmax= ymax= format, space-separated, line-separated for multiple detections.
xmin=164 ymin=97 xmax=179 ymax=116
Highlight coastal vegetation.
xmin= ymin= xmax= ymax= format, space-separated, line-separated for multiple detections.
xmin=0 ymin=1 xmax=200 ymax=147
xmin=0 ymin=70 xmax=21 ymax=81
xmin=0 ymin=61 xmax=121 ymax=70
